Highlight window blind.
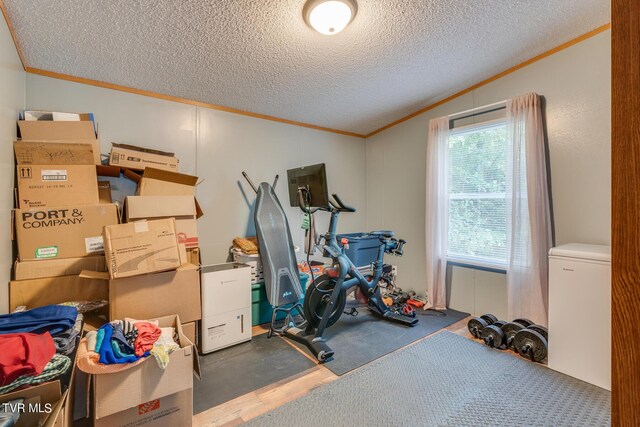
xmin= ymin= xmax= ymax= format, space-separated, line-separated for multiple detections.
xmin=447 ymin=119 xmax=507 ymax=266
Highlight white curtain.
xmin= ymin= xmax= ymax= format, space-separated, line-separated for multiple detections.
xmin=505 ymin=93 xmax=553 ymax=326
xmin=425 ymin=116 xmax=449 ymax=310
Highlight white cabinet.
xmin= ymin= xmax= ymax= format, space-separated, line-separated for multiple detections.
xmin=548 ymin=243 xmax=610 ymax=390
xmin=200 ymin=263 xmax=252 ymax=354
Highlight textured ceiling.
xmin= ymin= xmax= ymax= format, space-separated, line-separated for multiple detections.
xmin=4 ymin=0 xmax=609 ymax=135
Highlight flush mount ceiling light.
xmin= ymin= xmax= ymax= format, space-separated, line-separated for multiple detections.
xmin=303 ymin=0 xmax=357 ymax=36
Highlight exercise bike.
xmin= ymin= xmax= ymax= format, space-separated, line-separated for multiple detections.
xmin=283 ymin=189 xmax=418 ymax=362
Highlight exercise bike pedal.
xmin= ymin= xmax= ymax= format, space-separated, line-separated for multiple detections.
xmin=343 ymin=307 xmax=359 ymax=317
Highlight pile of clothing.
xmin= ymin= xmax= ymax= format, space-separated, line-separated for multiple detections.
xmin=77 ymin=318 xmax=180 ymax=374
xmin=233 ymin=236 xmax=259 ymax=254
xmin=0 ymin=305 xmax=80 ymax=395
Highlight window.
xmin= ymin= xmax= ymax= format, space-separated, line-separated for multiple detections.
xmin=447 ymin=119 xmax=507 ymax=268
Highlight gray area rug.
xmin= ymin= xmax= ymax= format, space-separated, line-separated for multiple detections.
xmin=193 ymin=334 xmax=316 ymax=414
xmin=294 ymin=306 xmax=468 ymax=375
xmin=246 ymin=331 xmax=611 ymax=426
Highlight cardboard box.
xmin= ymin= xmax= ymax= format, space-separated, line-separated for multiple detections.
xmin=178 ymin=243 xmax=188 ymax=266
xmin=22 ymin=110 xmax=93 ymax=122
xmin=13 ymin=204 xmax=119 ymax=261
xmin=14 ymin=141 xmax=99 ymax=208
xmin=135 ymin=168 xmax=204 ymax=219
xmin=0 ymin=382 xmax=76 ymax=427
xmin=17 ymin=120 xmax=101 ymax=165
xmin=94 ymin=389 xmax=192 ymax=427
xmin=136 ymin=168 xmax=196 ymax=196
xmin=43 ymin=389 xmax=73 ymax=427
xmin=80 ymin=264 xmax=201 ymax=323
xmin=9 ymin=274 xmax=108 ymax=311
xmin=97 ymin=181 xmax=112 ymax=203
xmin=14 ymin=255 xmax=106 ymax=280
xmin=109 ymin=264 xmax=201 ymax=323
xmin=103 ymin=218 xmax=181 ymax=279
xmin=186 ymin=248 xmax=200 ymax=266
xmin=182 ymin=321 xmax=197 ymax=347
xmin=43 ymin=351 xmax=79 ymax=427
xmin=18 ymin=118 xmax=95 ymax=139
xmin=0 ymin=380 xmax=61 ymax=427
xmin=125 ymin=196 xmax=199 ymax=249
xmin=109 ymin=143 xmax=179 ymax=172
xmin=92 ymin=315 xmax=200 ymax=426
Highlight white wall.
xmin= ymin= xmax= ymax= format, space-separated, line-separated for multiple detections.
xmin=0 ymin=16 xmax=25 ymax=314
xmin=5 ymin=25 xmax=611 ymax=318
xmin=366 ymin=31 xmax=611 ymax=317
xmin=25 ymin=75 xmax=367 ymax=267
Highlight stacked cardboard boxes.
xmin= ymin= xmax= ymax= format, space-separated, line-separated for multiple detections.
xmin=79 ymin=217 xmax=202 ymax=327
xmin=11 ymin=122 xmax=118 ymax=306
xmin=82 ymin=148 xmax=202 ymax=425
xmin=80 ymin=166 xmax=204 ymax=335
xmin=6 ymin=112 xmax=203 ymax=425
xmin=7 ymin=115 xmax=114 ymax=427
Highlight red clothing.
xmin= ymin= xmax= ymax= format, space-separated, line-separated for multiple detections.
xmin=133 ymin=322 xmax=161 ymax=356
xmin=0 ymin=332 xmax=55 ymax=386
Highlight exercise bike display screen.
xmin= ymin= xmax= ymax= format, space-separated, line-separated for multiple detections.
xmin=287 ymin=163 xmax=330 ymax=208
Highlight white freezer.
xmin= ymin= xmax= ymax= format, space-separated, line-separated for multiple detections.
xmin=548 ymin=243 xmax=611 ymax=390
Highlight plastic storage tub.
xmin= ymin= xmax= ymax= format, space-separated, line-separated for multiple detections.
xmin=336 ymin=233 xmax=382 ymax=267
xmin=231 ymin=246 xmax=300 ymax=284
xmin=230 ymin=249 xmax=264 ymax=284
xmin=251 ymin=273 xmax=309 ymax=326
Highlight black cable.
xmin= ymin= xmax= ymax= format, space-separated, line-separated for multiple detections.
xmin=303 ymin=187 xmax=316 ymax=288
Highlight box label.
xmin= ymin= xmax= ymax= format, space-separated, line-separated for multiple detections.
xmin=208 ymin=324 xmax=225 ymax=338
xmin=41 ymin=169 xmax=67 ymax=181
xmin=18 ymin=166 xmax=33 ymax=179
xmin=35 ymin=246 xmax=58 ymax=259
xmin=138 ymin=399 xmax=160 ymax=415
xmin=85 ymin=236 xmax=104 ymax=254
xmin=20 ymin=208 xmax=85 ymax=229
xmin=134 ymin=221 xmax=149 ymax=233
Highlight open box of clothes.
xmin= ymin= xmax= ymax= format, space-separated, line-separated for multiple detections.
xmin=76 ymin=314 xmax=200 ymax=426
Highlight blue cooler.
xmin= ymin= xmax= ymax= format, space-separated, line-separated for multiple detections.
xmin=336 ymin=233 xmax=382 ymax=267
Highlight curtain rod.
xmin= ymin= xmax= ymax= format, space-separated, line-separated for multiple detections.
xmin=448 ymin=99 xmax=507 ymax=120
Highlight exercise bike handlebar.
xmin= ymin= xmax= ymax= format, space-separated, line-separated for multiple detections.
xmin=296 ymin=189 xmax=355 ymax=214
xmin=331 ymin=193 xmax=356 ymax=213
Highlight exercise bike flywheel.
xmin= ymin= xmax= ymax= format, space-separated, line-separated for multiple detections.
xmin=303 ymin=274 xmax=347 ymax=329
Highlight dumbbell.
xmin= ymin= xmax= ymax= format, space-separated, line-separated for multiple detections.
xmin=479 ymin=320 xmax=508 ymax=349
xmin=467 ymin=313 xmax=498 ymax=338
xmin=513 ymin=324 xmax=548 ymax=363
xmin=499 ymin=318 xmax=535 ymax=350
xmin=483 ymin=317 xmax=540 ymax=350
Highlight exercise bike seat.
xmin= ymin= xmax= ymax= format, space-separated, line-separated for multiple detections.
xmin=370 ymin=230 xmax=394 ymax=238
